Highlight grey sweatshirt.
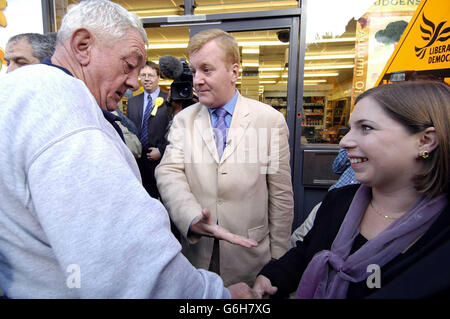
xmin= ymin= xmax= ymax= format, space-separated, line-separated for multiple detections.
xmin=0 ymin=64 xmax=230 ymax=298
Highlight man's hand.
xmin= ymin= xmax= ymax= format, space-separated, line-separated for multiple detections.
xmin=147 ymin=147 xmax=161 ymax=161
xmin=253 ymin=275 xmax=278 ymax=299
xmin=191 ymin=209 xmax=258 ymax=248
xmin=228 ymin=282 xmax=260 ymax=299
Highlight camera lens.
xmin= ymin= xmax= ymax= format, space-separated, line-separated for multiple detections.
xmin=171 ymin=81 xmax=192 ymax=100
xmin=180 ymin=86 xmax=190 ymax=98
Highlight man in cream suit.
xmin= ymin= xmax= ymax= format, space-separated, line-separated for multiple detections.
xmin=155 ymin=29 xmax=293 ymax=286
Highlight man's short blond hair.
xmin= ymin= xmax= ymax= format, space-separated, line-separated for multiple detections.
xmin=187 ymin=29 xmax=240 ymax=68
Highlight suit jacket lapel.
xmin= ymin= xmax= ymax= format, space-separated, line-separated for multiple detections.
xmin=221 ymin=95 xmax=250 ymax=163
xmin=194 ymin=106 xmax=220 ymax=164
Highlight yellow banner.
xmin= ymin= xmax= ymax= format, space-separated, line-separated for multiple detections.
xmin=376 ymin=0 xmax=450 ymax=84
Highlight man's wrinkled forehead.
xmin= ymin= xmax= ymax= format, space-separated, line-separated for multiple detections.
xmin=122 ymin=29 xmax=147 ymax=65
xmin=133 ymin=43 xmax=147 ymax=68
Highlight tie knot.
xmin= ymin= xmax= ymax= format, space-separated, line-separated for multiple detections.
xmin=214 ymin=107 xmax=227 ymax=118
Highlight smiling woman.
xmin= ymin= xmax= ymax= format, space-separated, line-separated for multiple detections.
xmin=347 ymin=80 xmax=449 ymax=197
xmin=253 ymin=80 xmax=450 ymax=299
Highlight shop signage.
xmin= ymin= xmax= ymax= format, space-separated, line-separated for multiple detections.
xmin=350 ymin=0 xmax=419 ymax=111
xmin=373 ymin=0 xmax=420 ymax=7
xmin=351 ymin=16 xmax=370 ymax=104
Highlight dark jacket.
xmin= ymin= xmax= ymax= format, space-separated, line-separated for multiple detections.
xmin=127 ymin=90 xmax=169 ymax=153
xmin=126 ymin=90 xmax=169 ymax=198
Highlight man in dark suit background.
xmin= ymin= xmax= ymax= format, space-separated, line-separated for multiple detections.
xmin=127 ymin=61 xmax=169 ymax=199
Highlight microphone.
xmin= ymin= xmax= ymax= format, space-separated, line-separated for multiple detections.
xmin=159 ymin=55 xmax=184 ymax=80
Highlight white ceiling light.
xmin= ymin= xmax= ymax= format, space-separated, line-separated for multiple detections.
xmin=148 ymin=43 xmax=188 ymax=49
xmin=239 ymin=41 xmax=288 ymax=46
xmin=280 ymin=73 xmax=339 ymax=78
xmin=147 ymin=40 xmax=289 ymax=50
xmin=259 ymin=67 xmax=285 ymax=71
xmin=305 ymin=54 xmax=355 ymax=60
xmin=242 ymin=62 xmax=259 ymax=67
xmin=304 ymin=64 xmax=354 ymax=70
xmin=242 ymin=48 xmax=260 ymax=54
xmin=303 ymin=73 xmax=339 ymax=77
xmin=304 ymin=80 xmax=327 ymax=83
xmin=260 ymin=80 xmax=277 ymax=84
xmin=260 ymin=75 xmax=281 ymax=78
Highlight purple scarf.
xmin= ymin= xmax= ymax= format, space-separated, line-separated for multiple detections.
xmin=296 ymin=184 xmax=447 ymax=299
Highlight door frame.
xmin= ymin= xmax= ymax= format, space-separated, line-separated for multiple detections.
xmin=141 ymin=5 xmax=310 ymax=231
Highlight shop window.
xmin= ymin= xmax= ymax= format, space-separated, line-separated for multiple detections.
xmin=116 ymin=0 xmax=185 ymax=18
xmin=54 ymin=0 xmax=79 ymax=30
xmin=194 ymin=0 xmax=298 ymax=15
xmin=54 ymin=0 xmax=299 ymax=24
xmin=230 ymin=29 xmax=289 ymax=119
xmin=301 ymin=0 xmax=420 ymax=145
xmin=54 ymin=0 xmax=186 ymax=29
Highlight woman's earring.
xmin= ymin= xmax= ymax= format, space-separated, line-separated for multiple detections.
xmin=419 ymin=150 xmax=429 ymax=159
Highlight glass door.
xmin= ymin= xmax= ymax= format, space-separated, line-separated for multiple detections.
xmin=190 ymin=17 xmax=301 ymax=152
xmin=141 ymin=8 xmax=305 ymax=230
xmin=190 ymin=15 xmax=303 ymax=229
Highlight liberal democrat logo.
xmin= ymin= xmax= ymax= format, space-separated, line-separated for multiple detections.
xmin=415 ymin=13 xmax=450 ymax=63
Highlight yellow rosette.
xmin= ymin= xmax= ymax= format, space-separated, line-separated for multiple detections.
xmin=0 ymin=47 xmax=5 ymax=71
xmin=0 ymin=0 xmax=7 ymax=27
xmin=151 ymin=97 xmax=164 ymax=116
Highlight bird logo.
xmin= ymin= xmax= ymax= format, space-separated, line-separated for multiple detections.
xmin=415 ymin=13 xmax=450 ymax=59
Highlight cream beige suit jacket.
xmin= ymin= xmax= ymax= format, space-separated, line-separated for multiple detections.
xmin=155 ymin=93 xmax=293 ymax=286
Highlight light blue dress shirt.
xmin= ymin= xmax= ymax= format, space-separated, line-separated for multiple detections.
xmin=188 ymin=90 xmax=239 ymax=232
xmin=207 ymin=89 xmax=239 ymax=128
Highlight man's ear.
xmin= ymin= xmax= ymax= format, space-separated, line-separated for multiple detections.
xmin=231 ymin=63 xmax=240 ymax=83
xmin=418 ymin=127 xmax=439 ymax=153
xmin=70 ymin=28 xmax=93 ymax=66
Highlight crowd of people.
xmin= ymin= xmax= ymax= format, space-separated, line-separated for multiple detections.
xmin=0 ymin=0 xmax=448 ymax=299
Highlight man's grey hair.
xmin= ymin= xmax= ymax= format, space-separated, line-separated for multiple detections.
xmin=57 ymin=0 xmax=148 ymax=46
xmin=7 ymin=33 xmax=56 ymax=61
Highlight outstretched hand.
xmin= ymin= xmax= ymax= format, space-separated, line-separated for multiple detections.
xmin=253 ymin=275 xmax=278 ymax=299
xmin=228 ymin=282 xmax=260 ymax=299
xmin=191 ymin=208 xmax=258 ymax=248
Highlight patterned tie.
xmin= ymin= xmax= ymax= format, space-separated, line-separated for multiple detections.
xmin=140 ymin=95 xmax=153 ymax=147
xmin=213 ymin=107 xmax=228 ymax=159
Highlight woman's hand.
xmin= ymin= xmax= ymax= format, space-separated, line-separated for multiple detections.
xmin=253 ymin=275 xmax=278 ymax=299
